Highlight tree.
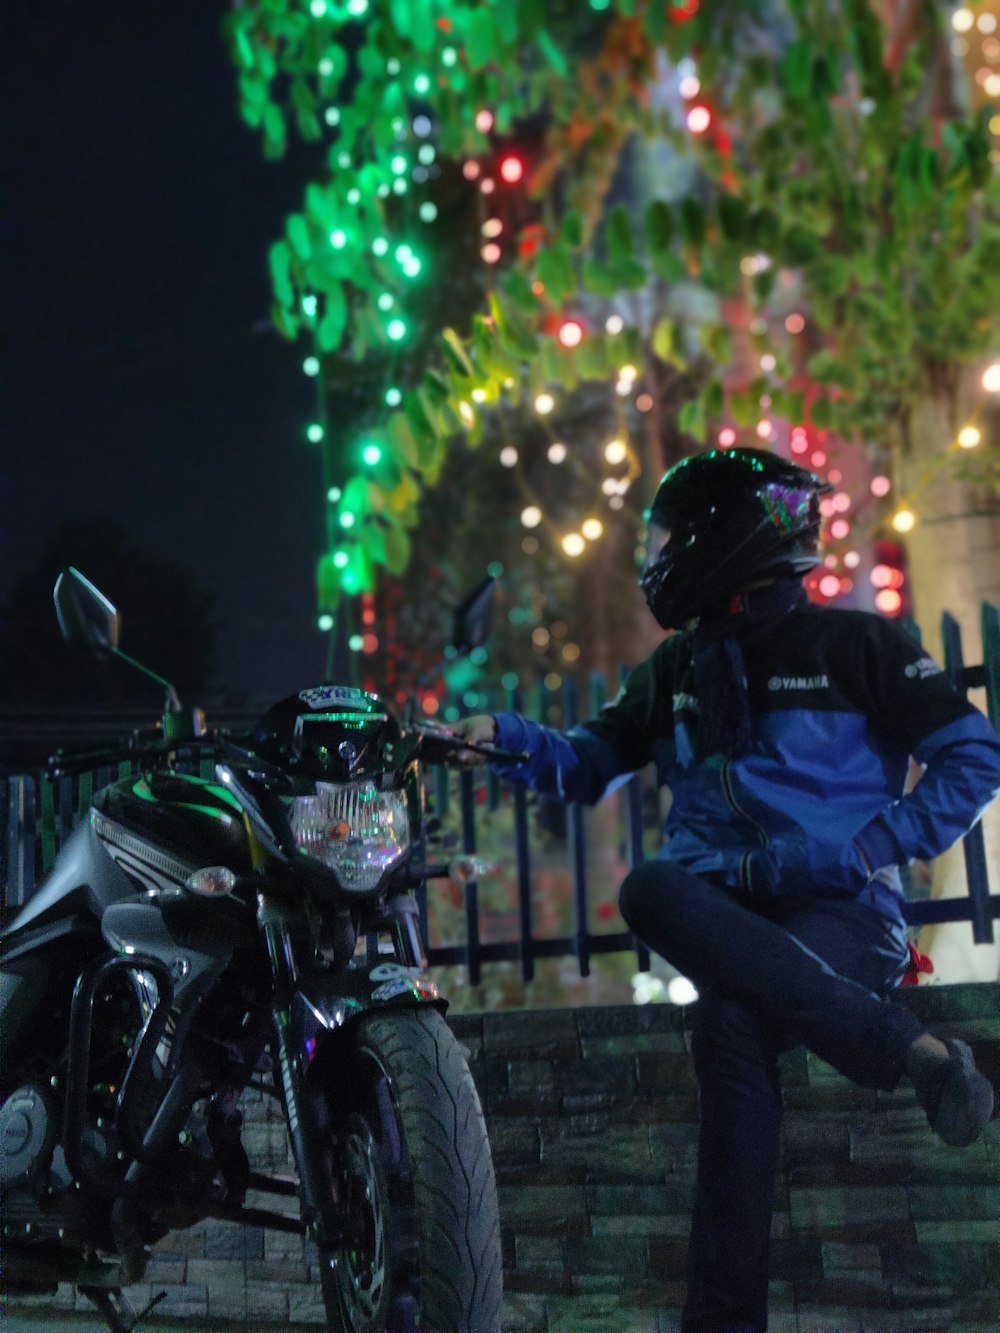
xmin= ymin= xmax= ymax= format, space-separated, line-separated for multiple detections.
xmin=228 ymin=0 xmax=999 ymax=976
xmin=0 ymin=515 xmax=217 ymax=712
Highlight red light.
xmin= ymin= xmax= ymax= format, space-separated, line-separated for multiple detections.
xmin=871 ymin=565 xmax=905 ymax=590
xmin=499 ymin=154 xmax=524 ymax=184
xmin=874 ymin=589 xmax=903 ymax=616
xmin=558 ymin=319 xmax=584 ymax=349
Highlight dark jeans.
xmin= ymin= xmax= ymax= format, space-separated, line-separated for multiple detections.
xmin=618 ymin=860 xmax=921 ymax=1333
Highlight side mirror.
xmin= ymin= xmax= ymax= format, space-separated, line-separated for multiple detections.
xmin=54 ymin=567 xmax=120 ymax=657
xmin=450 ymin=576 xmax=497 ymax=656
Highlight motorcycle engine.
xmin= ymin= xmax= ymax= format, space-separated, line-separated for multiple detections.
xmin=0 ymin=1085 xmax=56 ymax=1186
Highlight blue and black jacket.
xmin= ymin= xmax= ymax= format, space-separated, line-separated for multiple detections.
xmin=489 ymin=605 xmax=1000 ymax=925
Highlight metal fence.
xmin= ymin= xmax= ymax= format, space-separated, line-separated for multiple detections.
xmin=2 ymin=606 xmax=998 ymax=979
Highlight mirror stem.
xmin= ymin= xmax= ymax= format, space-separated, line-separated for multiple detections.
xmin=111 ymin=648 xmax=182 ymax=712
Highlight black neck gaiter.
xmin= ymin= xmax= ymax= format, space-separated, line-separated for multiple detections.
xmin=691 ymin=577 xmax=808 ymax=759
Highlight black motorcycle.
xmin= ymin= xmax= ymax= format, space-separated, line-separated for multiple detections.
xmin=0 ymin=568 xmax=514 ymax=1333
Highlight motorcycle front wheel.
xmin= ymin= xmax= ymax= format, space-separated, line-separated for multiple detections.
xmin=317 ymin=1008 xmax=501 ymax=1333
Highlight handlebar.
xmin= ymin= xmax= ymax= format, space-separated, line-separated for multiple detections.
xmin=408 ymin=723 xmax=529 ymax=765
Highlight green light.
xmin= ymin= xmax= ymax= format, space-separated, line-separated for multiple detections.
xmin=487 ymin=561 xmax=504 ymax=577
xmin=346 ymin=187 xmax=361 ymax=204
xmin=307 ymin=423 xmax=324 ymax=443
xmin=310 ymin=0 xmax=327 ymax=16
xmin=413 ymin=74 xmax=431 ymax=95
xmin=327 ymin=485 xmax=342 ymax=502
xmin=391 ymin=155 xmax=407 ymax=175
xmin=372 ymin=237 xmax=389 ymax=256
xmin=392 ymin=179 xmax=407 ymax=196
xmin=469 ymin=646 xmax=488 ymax=666
xmin=329 ymin=228 xmax=347 ymax=249
xmin=318 ymin=614 xmax=335 ymax=631
xmin=385 ymin=387 xmax=402 ymax=406
xmin=377 ymin=183 xmax=390 ymax=198
xmin=417 ymin=144 xmax=436 ymax=166
xmin=444 ymin=705 xmax=460 ymax=722
xmin=333 ymin=550 xmax=349 ymax=568
xmin=387 ymin=318 xmax=407 ymax=342
xmin=419 ymin=202 xmax=438 ymax=223
xmin=318 ymin=57 xmax=334 ymax=76
xmin=442 ymin=47 xmax=457 ymax=66
xmin=362 ymin=443 xmax=383 ymax=466
xmin=347 ymin=0 xmax=369 ymax=15
xmin=349 ymin=634 xmax=365 ymax=651
xmin=377 ymin=293 xmax=394 ymax=311
xmin=589 ymin=0 xmax=610 ymax=8
xmin=403 ymin=257 xmax=421 ymax=278
xmin=337 ymin=152 xmax=351 ymax=169
xmin=324 ymin=107 xmax=340 ymax=126
xmin=386 ymin=58 xmax=401 ymax=76
xmin=303 ymin=356 xmax=321 ymax=377
xmin=302 ymin=294 xmax=318 ymax=317
xmin=462 ymin=690 xmax=479 ymax=708
xmin=501 ymin=671 xmax=519 ymax=691
xmin=395 ymin=244 xmax=412 ymax=262
xmin=340 ymin=512 xmax=356 ymax=529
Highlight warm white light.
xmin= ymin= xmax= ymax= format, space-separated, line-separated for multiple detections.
xmin=562 ymin=533 xmax=586 ymax=557
xmin=521 ymin=506 xmax=543 ymax=528
xmin=679 ymin=75 xmax=701 ymax=98
xmin=952 ymin=8 xmax=975 ymax=33
xmin=667 ymin=976 xmax=699 ymax=1006
xmin=892 ymin=508 xmax=916 ymax=534
xmin=547 ymin=442 xmax=567 ymax=463
xmin=605 ymin=314 xmax=625 ymax=334
xmin=601 ymin=478 xmax=617 ymax=495
xmin=687 ymin=105 xmax=712 ymax=134
xmin=475 ymin=109 xmax=494 ymax=133
xmin=875 ymin=588 xmax=903 ymax=616
xmin=844 ymin=551 xmax=861 ymax=569
xmin=619 ymin=364 xmax=638 ymax=381
xmin=481 ymin=242 xmax=501 ymax=264
xmin=458 ymin=401 xmax=476 ymax=428
xmin=819 ymin=574 xmax=841 ymax=598
xmin=499 ymin=446 xmax=518 ymax=467
xmin=534 ymin=392 xmax=555 ymax=415
xmin=718 ymin=427 xmax=737 ymax=447
xmin=957 ymin=426 xmax=981 ymax=448
xmin=604 ymin=439 xmax=628 ymax=465
xmin=760 ymin=354 xmax=776 ymax=372
xmin=980 ymin=13 xmax=998 ymax=34
xmin=756 ymin=419 xmax=773 ymax=438
xmin=983 ymin=362 xmax=1000 ymax=393
xmin=582 ymin=518 xmax=604 ymax=540
xmin=481 ymin=217 xmax=503 ymax=239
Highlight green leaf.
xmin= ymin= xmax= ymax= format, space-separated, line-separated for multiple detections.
xmin=678 ymin=198 xmax=706 ymax=248
xmin=490 ymin=292 xmax=539 ymax=359
xmin=316 ymin=555 xmax=343 ymax=614
xmin=387 ymin=413 xmax=419 ymax=469
xmin=779 ymin=38 xmax=814 ymax=99
xmin=678 ymin=397 xmax=706 ymax=442
xmin=644 ymin=200 xmax=675 ymax=255
xmin=747 ymin=207 xmax=781 ymax=253
xmin=316 ymin=285 xmax=346 ymax=352
xmin=536 ymin=245 xmax=575 ymax=304
xmin=809 ymin=396 xmax=832 ymax=430
xmin=704 ymin=378 xmax=725 ymax=418
xmin=575 ymin=332 xmax=611 ymax=381
xmin=382 ymin=522 xmax=412 ymax=575
xmin=537 ymin=29 xmax=568 ymax=76
xmin=652 ymin=318 xmax=676 ymax=362
xmin=753 ymin=268 xmax=776 ymax=302
xmin=780 ymin=225 xmax=820 ymax=266
xmin=606 ymin=205 xmax=635 ymax=266
xmin=582 ymin=258 xmax=621 ymax=298
xmin=465 ymin=8 xmax=497 ymax=70
xmin=262 ymin=103 xmax=286 ymax=159
xmin=717 ymin=192 xmax=749 ymax=243
xmin=701 ymin=323 xmax=731 ymax=364
xmin=504 ymin=269 xmax=539 ymax=315
xmin=269 ymin=241 xmax=294 ymax=307
xmin=441 ymin=327 xmax=477 ymax=378
xmin=287 ymin=214 xmax=311 ymax=262
xmin=561 ymin=210 xmax=584 ymax=249
xmin=728 ymin=389 xmax=754 ymax=427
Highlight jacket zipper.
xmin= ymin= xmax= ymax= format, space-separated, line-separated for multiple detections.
xmin=721 ymin=759 xmax=769 ymax=893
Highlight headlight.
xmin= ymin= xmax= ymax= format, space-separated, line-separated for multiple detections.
xmin=290 ymin=780 xmax=409 ymax=893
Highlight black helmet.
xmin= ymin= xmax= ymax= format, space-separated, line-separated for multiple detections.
xmin=639 ymin=447 xmax=830 ymax=629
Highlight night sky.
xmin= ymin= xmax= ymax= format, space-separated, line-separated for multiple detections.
xmin=4 ymin=0 xmax=334 ymax=705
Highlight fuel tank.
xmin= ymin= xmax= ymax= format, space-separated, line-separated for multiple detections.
xmin=93 ymin=771 xmax=254 ymax=881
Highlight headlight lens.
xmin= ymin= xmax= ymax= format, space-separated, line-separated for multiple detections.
xmin=290 ymin=781 xmax=409 ymax=892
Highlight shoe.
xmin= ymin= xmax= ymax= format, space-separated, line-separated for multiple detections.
xmin=914 ymin=1038 xmax=995 ymax=1147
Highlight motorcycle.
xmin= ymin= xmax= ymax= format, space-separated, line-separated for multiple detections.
xmin=0 ymin=568 xmax=517 ymax=1333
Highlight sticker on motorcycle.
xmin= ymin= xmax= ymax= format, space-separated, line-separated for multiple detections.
xmin=370 ymin=962 xmax=419 ymax=981
xmin=372 ymin=977 xmax=420 ymax=1001
xmin=299 ymin=685 xmax=368 ymax=707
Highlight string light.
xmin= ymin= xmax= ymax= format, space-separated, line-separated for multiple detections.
xmin=892 ymin=508 xmax=917 ymax=533
xmin=500 ymin=446 xmax=518 ymax=467
xmin=534 ymin=392 xmax=555 ymax=414
xmin=547 ymin=442 xmax=567 ymax=463
xmin=981 ymin=362 xmax=1000 ymax=392
xmin=521 ymin=506 xmax=542 ymax=528
xmin=957 ymin=426 xmax=981 ymax=448
xmin=604 ymin=439 xmax=628 ymax=464
xmin=605 ymin=314 xmax=625 ymax=334
xmin=562 ymin=533 xmax=586 ymax=556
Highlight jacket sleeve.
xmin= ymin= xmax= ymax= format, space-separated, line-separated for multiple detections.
xmin=489 ymin=645 xmax=672 ymax=804
xmin=849 ymin=616 xmax=1000 ymax=871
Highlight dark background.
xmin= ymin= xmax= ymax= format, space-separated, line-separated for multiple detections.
xmin=3 ymin=0 xmax=332 ymax=707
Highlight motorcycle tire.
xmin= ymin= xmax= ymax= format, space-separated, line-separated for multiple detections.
xmin=317 ymin=1007 xmax=502 ymax=1333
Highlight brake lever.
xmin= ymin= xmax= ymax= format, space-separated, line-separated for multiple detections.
xmin=412 ymin=724 xmax=528 ymax=764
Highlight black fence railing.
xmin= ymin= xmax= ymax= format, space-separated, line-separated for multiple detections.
xmin=2 ymin=607 xmax=998 ymax=978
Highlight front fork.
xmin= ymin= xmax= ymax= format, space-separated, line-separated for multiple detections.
xmin=257 ymin=892 xmax=344 ymax=1247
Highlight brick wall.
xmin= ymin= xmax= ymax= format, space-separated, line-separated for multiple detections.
xmin=9 ymin=984 xmax=998 ymax=1332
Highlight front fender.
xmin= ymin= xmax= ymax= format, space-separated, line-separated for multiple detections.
xmin=289 ymin=959 xmax=445 ymax=1062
